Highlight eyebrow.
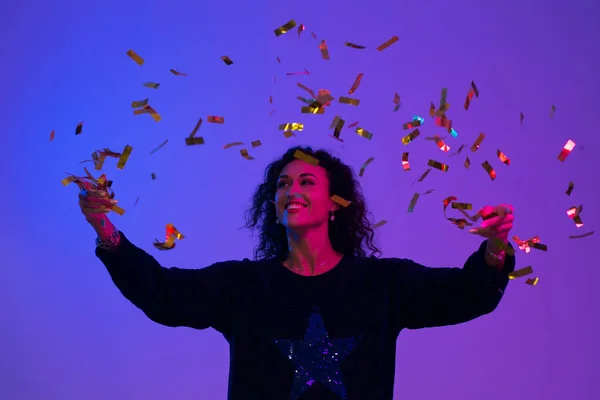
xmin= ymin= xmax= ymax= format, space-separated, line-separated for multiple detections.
xmin=277 ymin=173 xmax=318 ymax=180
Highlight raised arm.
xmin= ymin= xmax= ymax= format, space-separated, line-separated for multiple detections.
xmin=94 ymin=226 xmax=236 ymax=333
xmin=395 ymin=240 xmax=515 ymax=330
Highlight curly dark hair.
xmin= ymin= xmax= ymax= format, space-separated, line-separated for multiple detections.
xmin=244 ymin=146 xmax=380 ymax=261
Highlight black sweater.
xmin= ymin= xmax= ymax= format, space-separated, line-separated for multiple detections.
xmin=96 ymin=232 xmax=515 ymax=400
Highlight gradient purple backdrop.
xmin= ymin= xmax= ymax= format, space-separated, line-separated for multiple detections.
xmin=1 ymin=0 xmax=599 ymax=399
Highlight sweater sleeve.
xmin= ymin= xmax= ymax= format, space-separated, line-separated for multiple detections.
xmin=95 ymin=231 xmax=237 ymax=332
xmin=394 ymin=240 xmax=516 ymax=330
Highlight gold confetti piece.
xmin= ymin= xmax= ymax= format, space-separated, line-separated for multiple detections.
xmin=274 ymin=19 xmax=296 ymax=36
xmin=294 ymin=150 xmax=319 ymax=166
xmin=471 ymin=132 xmax=485 ymax=152
xmin=251 ymin=140 xmax=262 ymax=148
xmin=301 ymin=106 xmax=325 ymax=114
xmin=566 ymin=181 xmax=574 ymax=196
xmin=116 ymin=145 xmax=133 ymax=170
xmin=318 ymin=40 xmax=330 ymax=60
xmin=429 ymin=102 xmax=435 ymax=117
xmin=393 ymin=93 xmax=401 ymax=111
xmin=61 ymin=175 xmax=78 ymax=186
xmin=126 ymin=49 xmax=144 ymax=66
xmin=276 ymin=56 xmax=281 ymax=63
xmin=221 ymin=55 xmax=233 ymax=65
xmin=348 ymin=121 xmax=358 ymax=128
xmin=376 ymin=35 xmax=399 ymax=51
xmin=131 ymin=98 xmax=149 ymax=108
xmin=329 ymin=116 xmax=345 ymax=141
xmin=134 ymin=196 xmax=140 ymax=207
xmin=415 ymin=168 xmax=431 ymax=183
xmin=452 ymin=202 xmax=472 ymax=210
xmin=433 ymin=136 xmax=450 ymax=152
xmin=269 ymin=96 xmax=273 ymax=104
xmin=557 ymin=139 xmax=575 ymax=161
xmin=402 ymin=152 xmax=410 ymax=171
xmin=111 ymin=205 xmax=125 ymax=216
xmin=345 ymin=42 xmax=366 ymax=49
xmin=569 ymin=231 xmax=594 ymax=239
xmin=150 ymin=139 xmax=168 ymax=155
xmin=311 ymin=32 xmax=317 ymax=40
xmin=497 ymin=149 xmax=511 ymax=165
xmin=402 ymin=129 xmax=420 ymax=145
xmin=143 ymin=82 xmax=160 ymax=89
xmin=339 ymin=96 xmax=360 ymax=106
xmin=464 ymin=157 xmax=471 ymax=169
xmin=481 ymin=161 xmax=496 ymax=180
xmin=207 ymin=115 xmax=224 ymax=124
xmin=422 ymin=189 xmax=435 ymax=195
xmin=283 ymin=131 xmax=296 ymax=138
xmin=512 ymin=235 xmax=543 ymax=253
xmin=185 ymin=137 xmax=205 ymax=145
xmin=169 ymin=69 xmax=187 ymax=76
xmin=50 ymin=130 xmax=55 ymax=141
xmin=427 ymin=159 xmax=449 ymax=172
xmin=508 ymin=266 xmax=534 ymax=279
xmin=372 ymin=220 xmax=387 ymax=228
xmin=75 ymin=122 xmax=83 ymax=135
xmin=279 ymin=123 xmax=304 ymax=131
xmin=331 ymin=195 xmax=351 ymax=207
xmin=471 ymin=81 xmax=479 ymax=97
xmin=402 ymin=119 xmax=421 ymax=130
xmin=519 ymin=112 xmax=524 ymax=125
xmin=134 ymin=105 xmax=162 ymax=122
xmin=407 ymin=193 xmax=419 ymax=212
xmin=441 ymin=196 xmax=472 ymax=229
xmin=286 ymin=70 xmax=311 ymax=76
xmin=358 ymin=157 xmax=375 ymax=177
xmin=153 ymin=223 xmax=184 ymax=251
xmin=355 ymin=127 xmax=373 ymax=140
xmin=240 ymin=149 xmax=254 ymax=160
xmin=223 ymin=142 xmax=244 ymax=149
xmin=151 ymin=173 xmax=157 ymax=180
xmin=348 ymin=73 xmax=364 ymax=95
xmin=464 ymin=88 xmax=475 ymax=110
xmin=550 ymin=104 xmax=556 ymax=118
xmin=525 ymin=277 xmax=539 ymax=286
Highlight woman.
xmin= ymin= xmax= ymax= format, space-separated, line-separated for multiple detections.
xmin=81 ymin=146 xmax=516 ymax=400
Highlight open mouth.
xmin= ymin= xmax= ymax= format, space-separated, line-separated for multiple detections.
xmin=286 ymin=203 xmax=307 ymax=210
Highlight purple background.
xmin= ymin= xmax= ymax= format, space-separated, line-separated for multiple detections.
xmin=2 ymin=0 xmax=599 ymax=398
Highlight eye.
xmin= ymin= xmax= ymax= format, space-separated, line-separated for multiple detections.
xmin=277 ymin=181 xmax=288 ymax=188
xmin=301 ymin=179 xmax=314 ymax=185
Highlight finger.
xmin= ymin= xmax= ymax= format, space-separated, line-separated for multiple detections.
xmin=496 ymin=223 xmax=513 ymax=233
xmin=82 ymin=206 xmax=110 ymax=215
xmin=481 ymin=214 xmax=514 ymax=229
xmin=479 ymin=206 xmax=496 ymax=219
xmin=498 ymin=204 xmax=514 ymax=214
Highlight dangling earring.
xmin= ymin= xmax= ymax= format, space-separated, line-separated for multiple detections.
xmin=330 ymin=210 xmax=335 ymax=221
xmin=276 ymin=218 xmax=280 ymax=224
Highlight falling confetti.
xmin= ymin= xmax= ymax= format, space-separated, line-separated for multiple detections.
xmin=345 ymin=42 xmax=366 ymax=49
xmin=497 ymin=149 xmax=511 ymax=165
xmin=348 ymin=73 xmax=364 ymax=95
xmin=116 ymin=145 xmax=133 ymax=170
xmin=358 ymin=157 xmax=375 ymax=177
xmin=274 ymin=20 xmax=297 ymax=36
xmin=294 ymin=150 xmax=319 ymax=166
xmin=401 ymin=152 xmax=410 ymax=171
xmin=126 ymin=49 xmax=144 ymax=66
xmin=471 ymin=133 xmax=485 ymax=152
xmin=520 ymin=112 xmax=524 ymax=125
xmin=319 ymin=40 xmax=330 ymax=60
xmin=154 ymin=223 xmax=184 ymax=250
xmin=207 ymin=116 xmax=225 ymax=124
xmin=550 ymin=104 xmax=557 ymax=118
xmin=557 ymin=139 xmax=575 ymax=161
xmin=356 ymin=127 xmax=373 ymax=140
xmin=50 ymin=130 xmax=55 ymax=141
xmin=407 ymin=193 xmax=420 ymax=212
xmin=331 ymin=195 xmax=351 ymax=208
xmin=169 ymin=69 xmax=188 ymax=76
xmin=221 ymin=56 xmax=234 ymax=65
xmin=75 ymin=122 xmax=84 ymax=135
xmin=143 ymin=82 xmax=160 ymax=89
xmin=376 ymin=36 xmax=399 ymax=51
xmin=150 ymin=139 xmax=168 ymax=155
xmin=393 ymin=93 xmax=401 ymax=112
xmin=481 ymin=161 xmax=496 ymax=180
xmin=339 ymin=97 xmax=360 ymax=106
xmin=427 ymin=159 xmax=449 ymax=172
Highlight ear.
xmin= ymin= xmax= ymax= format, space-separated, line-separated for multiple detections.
xmin=330 ymin=203 xmax=340 ymax=212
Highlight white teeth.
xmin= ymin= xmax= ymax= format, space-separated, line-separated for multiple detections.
xmin=286 ymin=204 xmax=306 ymax=210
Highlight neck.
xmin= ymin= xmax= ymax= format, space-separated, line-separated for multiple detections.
xmin=284 ymin=227 xmax=341 ymax=275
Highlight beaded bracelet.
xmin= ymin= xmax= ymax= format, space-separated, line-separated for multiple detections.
xmin=95 ymin=226 xmax=120 ymax=251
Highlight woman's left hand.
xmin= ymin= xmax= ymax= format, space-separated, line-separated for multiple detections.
xmin=469 ymin=204 xmax=514 ymax=243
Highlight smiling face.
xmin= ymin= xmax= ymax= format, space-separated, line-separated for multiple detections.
xmin=275 ymin=159 xmax=337 ymax=230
